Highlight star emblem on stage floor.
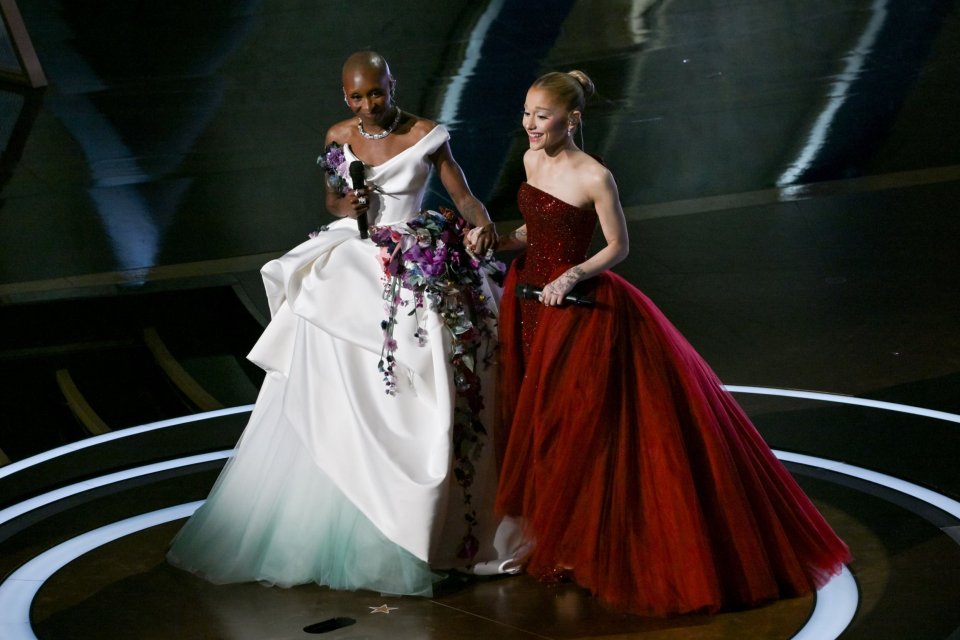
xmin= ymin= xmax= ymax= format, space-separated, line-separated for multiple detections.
xmin=368 ymin=604 xmax=398 ymax=614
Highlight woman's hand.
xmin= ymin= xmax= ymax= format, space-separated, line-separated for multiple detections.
xmin=345 ymin=188 xmax=369 ymax=219
xmin=465 ymin=222 xmax=498 ymax=255
xmin=541 ymin=267 xmax=585 ymax=306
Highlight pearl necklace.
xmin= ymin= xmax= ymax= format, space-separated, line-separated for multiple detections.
xmin=357 ymin=108 xmax=402 ymax=140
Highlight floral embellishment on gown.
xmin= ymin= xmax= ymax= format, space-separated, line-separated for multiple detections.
xmin=370 ymin=207 xmax=504 ymax=560
xmin=317 ymin=142 xmax=349 ymax=195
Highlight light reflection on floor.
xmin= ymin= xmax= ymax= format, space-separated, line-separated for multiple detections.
xmin=2 ymin=388 xmax=959 ymax=638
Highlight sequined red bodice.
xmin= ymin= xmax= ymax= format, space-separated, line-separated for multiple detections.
xmin=514 ymin=183 xmax=598 ymax=354
xmin=516 ymin=182 xmax=598 ymax=287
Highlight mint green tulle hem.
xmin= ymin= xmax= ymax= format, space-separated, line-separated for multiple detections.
xmin=166 ymin=400 xmax=439 ymax=596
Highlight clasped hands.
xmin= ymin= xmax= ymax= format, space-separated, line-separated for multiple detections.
xmin=347 ymin=192 xmax=497 ymax=255
xmin=464 ymin=222 xmax=498 ymax=256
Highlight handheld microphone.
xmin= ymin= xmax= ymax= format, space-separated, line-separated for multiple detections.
xmin=516 ymin=282 xmax=594 ymax=307
xmin=348 ymin=160 xmax=368 ymax=239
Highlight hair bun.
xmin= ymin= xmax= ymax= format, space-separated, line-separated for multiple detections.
xmin=566 ymin=70 xmax=595 ymax=100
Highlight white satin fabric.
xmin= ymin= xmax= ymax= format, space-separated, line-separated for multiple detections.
xmin=182 ymin=125 xmax=522 ymax=576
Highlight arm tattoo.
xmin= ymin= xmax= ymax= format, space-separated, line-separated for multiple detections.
xmin=562 ymin=266 xmax=585 ymax=283
xmin=545 ymin=266 xmax=585 ymax=296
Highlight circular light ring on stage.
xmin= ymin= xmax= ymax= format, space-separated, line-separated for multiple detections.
xmin=0 ymin=406 xmax=254 ymax=481
xmin=2 ymin=387 xmax=960 ymax=640
xmin=0 ymin=451 xmax=232 ymax=527
xmin=0 ymin=498 xmax=858 ymax=640
xmin=726 ymin=385 xmax=960 ymax=425
xmin=0 ymin=502 xmax=202 ymax=640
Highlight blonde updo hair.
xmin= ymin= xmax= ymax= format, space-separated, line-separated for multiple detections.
xmin=531 ymin=70 xmax=596 ymax=113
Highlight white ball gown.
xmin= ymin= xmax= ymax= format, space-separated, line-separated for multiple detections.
xmin=167 ymin=125 xmax=523 ymax=596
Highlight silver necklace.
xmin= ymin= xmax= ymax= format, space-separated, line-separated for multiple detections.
xmin=357 ymin=108 xmax=402 ymax=140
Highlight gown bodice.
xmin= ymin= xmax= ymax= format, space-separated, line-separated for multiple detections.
xmin=517 ymin=182 xmax=598 ymax=287
xmin=344 ymin=125 xmax=448 ymax=227
xmin=513 ymin=183 xmax=598 ymax=354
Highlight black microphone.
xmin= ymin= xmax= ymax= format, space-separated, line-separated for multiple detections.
xmin=515 ymin=282 xmax=594 ymax=307
xmin=348 ymin=160 xmax=368 ymax=239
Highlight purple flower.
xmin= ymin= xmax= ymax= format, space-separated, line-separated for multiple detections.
xmin=335 ymin=160 xmax=349 ymax=181
xmin=325 ymin=144 xmax=346 ymax=167
xmin=422 ymin=259 xmax=445 ymax=277
xmin=404 ymin=243 xmax=425 ymax=264
xmin=317 ymin=142 xmax=349 ymax=195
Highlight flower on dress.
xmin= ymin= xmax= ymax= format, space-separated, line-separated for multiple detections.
xmin=369 ymin=208 xmax=505 ymax=561
xmin=317 ymin=142 xmax=349 ymax=196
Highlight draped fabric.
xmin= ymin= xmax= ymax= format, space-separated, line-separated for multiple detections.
xmin=168 ymin=126 xmax=523 ymax=595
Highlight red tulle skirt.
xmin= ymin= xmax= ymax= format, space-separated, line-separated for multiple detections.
xmin=495 ymin=267 xmax=852 ymax=616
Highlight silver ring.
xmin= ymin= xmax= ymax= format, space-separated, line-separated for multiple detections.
xmin=357 ymin=196 xmax=367 ymax=205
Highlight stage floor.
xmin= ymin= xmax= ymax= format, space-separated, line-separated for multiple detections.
xmin=2 ymin=389 xmax=959 ymax=639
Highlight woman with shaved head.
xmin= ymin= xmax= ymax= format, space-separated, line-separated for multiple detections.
xmin=328 ymin=51 xmax=497 ymax=242
xmin=168 ymin=51 xmax=523 ymax=597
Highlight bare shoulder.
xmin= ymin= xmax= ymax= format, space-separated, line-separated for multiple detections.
xmin=522 ymin=148 xmax=540 ymax=174
xmin=325 ymin=118 xmax=355 ymax=145
xmin=570 ymin=153 xmax=616 ymax=206
xmin=578 ymin=153 xmax=614 ymax=187
xmin=409 ymin=115 xmax=438 ymax=135
xmin=575 ymin=151 xmax=607 ymax=177
xmin=399 ymin=115 xmax=445 ymax=154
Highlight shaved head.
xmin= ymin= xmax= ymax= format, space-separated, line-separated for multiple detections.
xmin=341 ymin=51 xmax=398 ymax=126
xmin=342 ymin=51 xmax=392 ymax=82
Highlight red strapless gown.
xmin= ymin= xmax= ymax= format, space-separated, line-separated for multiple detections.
xmin=495 ymin=183 xmax=852 ymax=616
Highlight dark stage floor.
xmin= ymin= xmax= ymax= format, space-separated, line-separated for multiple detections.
xmin=2 ymin=1 xmax=960 ymax=638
